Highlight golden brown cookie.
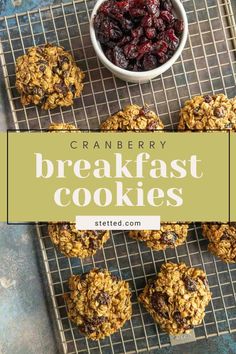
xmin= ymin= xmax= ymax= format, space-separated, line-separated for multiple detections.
xmin=100 ymin=104 xmax=164 ymax=131
xmin=202 ymin=222 xmax=236 ymax=263
xmin=48 ymin=223 xmax=110 ymax=258
xmin=16 ymin=43 xmax=84 ymax=110
xmin=48 ymin=122 xmax=77 ymax=131
xmin=129 ymin=223 xmax=189 ymax=251
xmin=64 ymin=268 xmax=132 ymax=340
xmin=178 ymin=94 xmax=236 ymax=131
xmin=139 ymin=262 xmax=211 ymax=335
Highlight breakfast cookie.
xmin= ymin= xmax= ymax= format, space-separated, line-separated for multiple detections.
xmin=129 ymin=223 xmax=189 ymax=251
xmin=178 ymin=94 xmax=236 ymax=130
xmin=16 ymin=43 xmax=84 ymax=110
xmin=139 ymin=262 xmax=211 ymax=335
xmin=100 ymin=104 xmax=164 ymax=131
xmin=202 ymin=223 xmax=236 ymax=263
xmin=48 ymin=223 xmax=110 ymax=258
xmin=64 ymin=268 xmax=132 ymax=340
xmin=48 ymin=122 xmax=76 ymax=131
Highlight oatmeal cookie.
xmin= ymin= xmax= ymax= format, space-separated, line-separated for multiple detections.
xmin=15 ymin=43 xmax=84 ymax=110
xmin=178 ymin=94 xmax=236 ymax=131
xmin=64 ymin=268 xmax=132 ymax=340
xmin=48 ymin=223 xmax=110 ymax=258
xmin=202 ymin=222 xmax=236 ymax=263
xmin=48 ymin=122 xmax=76 ymax=131
xmin=100 ymin=104 xmax=164 ymax=131
xmin=129 ymin=223 xmax=189 ymax=251
xmin=139 ymin=262 xmax=211 ymax=335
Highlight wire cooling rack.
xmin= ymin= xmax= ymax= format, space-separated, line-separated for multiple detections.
xmin=1 ymin=0 xmax=236 ymax=353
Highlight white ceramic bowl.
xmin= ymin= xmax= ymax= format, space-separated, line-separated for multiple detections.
xmin=90 ymin=0 xmax=188 ymax=83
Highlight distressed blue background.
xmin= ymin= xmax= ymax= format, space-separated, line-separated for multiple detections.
xmin=0 ymin=0 xmax=236 ymax=353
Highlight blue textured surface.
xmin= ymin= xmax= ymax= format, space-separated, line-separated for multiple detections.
xmin=0 ymin=0 xmax=236 ymax=353
xmin=0 ymin=223 xmax=59 ymax=354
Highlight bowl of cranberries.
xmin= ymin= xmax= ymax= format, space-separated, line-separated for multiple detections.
xmin=90 ymin=0 xmax=188 ymax=83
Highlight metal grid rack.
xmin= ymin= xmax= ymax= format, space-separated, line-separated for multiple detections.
xmin=1 ymin=0 xmax=236 ymax=352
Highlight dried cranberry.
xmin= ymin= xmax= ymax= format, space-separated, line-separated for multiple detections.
xmin=91 ymin=230 xmax=105 ymax=238
xmin=105 ymin=48 xmax=114 ymax=63
xmin=54 ymin=83 xmax=68 ymax=95
xmin=123 ymin=43 xmax=139 ymax=59
xmin=184 ymin=276 xmax=198 ymax=292
xmin=193 ymin=107 xmax=200 ymax=115
xmin=69 ymin=84 xmax=76 ymax=94
xmin=119 ymin=18 xmax=133 ymax=31
xmin=160 ymin=231 xmax=177 ymax=245
xmin=114 ymin=0 xmax=130 ymax=12
xmin=103 ymin=19 xmax=123 ymax=42
xmin=204 ymin=95 xmax=213 ymax=103
xmin=131 ymin=26 xmax=144 ymax=39
xmin=161 ymin=0 xmax=173 ymax=12
xmin=143 ymin=54 xmax=158 ymax=70
xmin=32 ymin=87 xmax=44 ymax=96
xmin=146 ymin=0 xmax=161 ymax=16
xmin=137 ymin=41 xmax=152 ymax=59
xmin=160 ymin=10 xmax=174 ymax=24
xmin=96 ymin=291 xmax=110 ymax=305
xmin=117 ymin=35 xmax=132 ymax=47
xmin=147 ymin=120 xmax=159 ymax=130
xmin=111 ymin=274 xmax=119 ymax=282
xmin=214 ymin=107 xmax=225 ymax=118
xmin=80 ymin=271 xmax=89 ymax=281
xmin=169 ymin=37 xmax=179 ymax=50
xmin=141 ymin=15 xmax=153 ymax=28
xmin=167 ymin=49 xmax=174 ymax=59
xmin=59 ymin=223 xmax=69 ymax=231
xmin=133 ymin=63 xmax=143 ymax=71
xmin=113 ymin=46 xmax=129 ymax=69
xmin=158 ymin=53 xmax=168 ymax=64
xmin=129 ymin=8 xmax=146 ymax=17
xmin=174 ymin=19 xmax=184 ymax=35
xmin=151 ymin=291 xmax=169 ymax=318
xmin=153 ymin=40 xmax=168 ymax=55
xmin=99 ymin=1 xmax=112 ymax=15
xmin=153 ymin=17 xmax=166 ymax=31
xmin=80 ymin=316 xmax=107 ymax=334
xmin=59 ymin=55 xmax=70 ymax=64
xmin=221 ymin=232 xmax=231 ymax=241
xmin=139 ymin=105 xmax=150 ymax=116
xmin=173 ymin=311 xmax=186 ymax=325
xmin=39 ymin=65 xmax=46 ymax=72
xmin=89 ymin=238 xmax=99 ymax=250
xmin=166 ymin=28 xmax=178 ymax=41
xmin=36 ymin=47 xmax=44 ymax=54
xmin=145 ymin=27 xmax=157 ymax=39
xmin=199 ymin=276 xmax=209 ymax=288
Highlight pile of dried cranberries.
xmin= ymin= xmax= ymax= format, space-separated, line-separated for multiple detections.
xmin=94 ymin=0 xmax=184 ymax=71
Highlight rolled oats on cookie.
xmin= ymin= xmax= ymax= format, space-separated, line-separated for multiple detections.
xmin=202 ymin=223 xmax=236 ymax=263
xmin=48 ymin=122 xmax=77 ymax=131
xmin=64 ymin=268 xmax=132 ymax=340
xmin=178 ymin=94 xmax=236 ymax=131
xmin=139 ymin=262 xmax=211 ymax=335
xmin=100 ymin=104 xmax=164 ymax=131
xmin=16 ymin=43 xmax=84 ymax=110
xmin=48 ymin=223 xmax=110 ymax=258
xmin=129 ymin=223 xmax=189 ymax=251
